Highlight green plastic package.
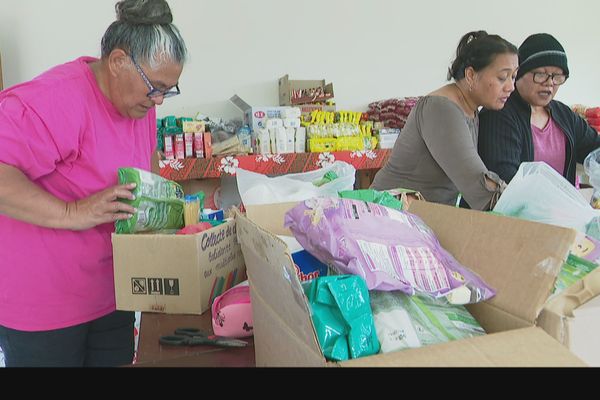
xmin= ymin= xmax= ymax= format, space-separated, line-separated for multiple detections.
xmin=338 ymin=189 xmax=404 ymax=211
xmin=313 ymin=171 xmax=339 ymax=187
xmin=115 ymin=167 xmax=185 ymax=234
xmin=370 ymin=290 xmax=485 ymax=353
xmin=554 ymin=254 xmax=599 ymax=295
xmin=304 ymin=275 xmax=380 ymax=361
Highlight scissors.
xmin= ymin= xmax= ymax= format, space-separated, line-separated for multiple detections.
xmin=159 ymin=327 xmax=248 ymax=348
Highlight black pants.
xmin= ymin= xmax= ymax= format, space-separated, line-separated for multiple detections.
xmin=0 ymin=310 xmax=134 ymax=367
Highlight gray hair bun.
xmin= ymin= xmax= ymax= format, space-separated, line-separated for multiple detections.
xmin=116 ymin=0 xmax=173 ymax=25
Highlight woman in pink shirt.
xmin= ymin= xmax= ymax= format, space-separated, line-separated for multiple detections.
xmin=0 ymin=0 xmax=187 ymax=367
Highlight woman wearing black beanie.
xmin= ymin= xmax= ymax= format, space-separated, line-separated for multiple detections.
xmin=479 ymin=33 xmax=600 ymax=186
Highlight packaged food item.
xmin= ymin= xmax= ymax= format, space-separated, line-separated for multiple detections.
xmin=304 ymin=275 xmax=380 ymax=361
xmin=184 ymin=194 xmax=201 ymax=227
xmin=370 ymin=290 xmax=485 ymax=353
xmin=338 ymin=189 xmax=404 ymax=211
xmin=554 ymin=254 xmax=599 ymax=295
xmin=115 ymin=168 xmax=185 ymax=234
xmin=585 ymin=107 xmax=600 ymax=119
xmin=285 ymin=197 xmax=496 ymax=304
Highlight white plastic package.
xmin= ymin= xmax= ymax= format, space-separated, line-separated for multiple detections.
xmin=236 ymin=161 xmax=356 ymax=206
xmin=494 ymin=162 xmax=600 ymax=235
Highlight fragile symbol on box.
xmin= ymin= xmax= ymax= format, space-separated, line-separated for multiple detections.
xmin=148 ymin=278 xmax=164 ymax=295
xmin=164 ymin=278 xmax=180 ymax=296
xmin=132 ymin=278 xmax=147 ymax=295
xmin=131 ymin=278 xmax=180 ymax=296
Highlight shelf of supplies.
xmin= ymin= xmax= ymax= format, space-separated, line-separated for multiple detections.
xmin=158 ymin=149 xmax=391 ymax=181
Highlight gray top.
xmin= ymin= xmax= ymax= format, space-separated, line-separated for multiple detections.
xmin=371 ymin=96 xmax=504 ymax=210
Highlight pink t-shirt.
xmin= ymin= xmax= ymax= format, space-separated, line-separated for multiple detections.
xmin=532 ymin=118 xmax=567 ymax=176
xmin=0 ymin=57 xmax=157 ymax=331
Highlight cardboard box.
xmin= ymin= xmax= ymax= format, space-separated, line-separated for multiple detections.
xmin=112 ymin=219 xmax=246 ymax=314
xmin=538 ymin=269 xmax=600 ymax=366
xmin=278 ymin=74 xmax=334 ymax=106
xmin=230 ymin=95 xmax=289 ymax=132
xmin=236 ymin=201 xmax=586 ymax=367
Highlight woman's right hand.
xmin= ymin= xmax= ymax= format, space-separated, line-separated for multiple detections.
xmin=64 ymin=183 xmax=138 ymax=231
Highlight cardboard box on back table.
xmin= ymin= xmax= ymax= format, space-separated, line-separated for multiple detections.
xmin=236 ymin=201 xmax=587 ymax=367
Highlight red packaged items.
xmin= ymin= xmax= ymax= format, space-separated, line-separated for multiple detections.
xmin=585 ymin=107 xmax=600 ymax=119
xmin=587 ymin=117 xmax=600 ymax=127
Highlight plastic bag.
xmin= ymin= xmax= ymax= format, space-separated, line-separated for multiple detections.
xmin=303 ymin=275 xmax=380 ymax=361
xmin=554 ymin=254 xmax=599 ymax=295
xmin=236 ymin=161 xmax=355 ymax=206
xmin=584 ymin=148 xmax=600 ymax=209
xmin=338 ymin=189 xmax=404 ymax=211
xmin=285 ymin=197 xmax=496 ymax=304
xmin=493 ymin=162 xmax=600 ymax=235
xmin=115 ymin=167 xmax=185 ymax=234
xmin=370 ymin=291 xmax=485 ymax=353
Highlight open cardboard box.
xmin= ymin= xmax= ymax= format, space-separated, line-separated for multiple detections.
xmin=538 ymin=267 xmax=600 ymax=366
xmin=112 ymin=219 xmax=246 ymax=315
xmin=236 ymin=201 xmax=586 ymax=367
xmin=230 ymin=95 xmax=289 ymax=132
xmin=278 ymin=74 xmax=334 ymax=106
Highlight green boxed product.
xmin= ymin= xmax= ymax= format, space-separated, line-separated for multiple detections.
xmin=115 ymin=167 xmax=185 ymax=234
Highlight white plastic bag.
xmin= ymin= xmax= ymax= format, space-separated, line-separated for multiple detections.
xmin=584 ymin=148 xmax=600 ymax=208
xmin=236 ymin=161 xmax=355 ymax=206
xmin=493 ymin=162 xmax=600 ymax=233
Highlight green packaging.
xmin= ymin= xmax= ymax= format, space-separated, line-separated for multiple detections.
xmin=115 ymin=167 xmax=185 ymax=234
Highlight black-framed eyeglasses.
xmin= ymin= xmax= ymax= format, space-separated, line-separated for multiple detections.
xmin=532 ymin=72 xmax=567 ymax=86
xmin=130 ymin=55 xmax=180 ymax=99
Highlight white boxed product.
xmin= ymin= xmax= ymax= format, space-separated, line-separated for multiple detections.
xmin=283 ymin=118 xmax=301 ymax=129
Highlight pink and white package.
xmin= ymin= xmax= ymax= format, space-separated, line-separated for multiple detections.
xmin=284 ymin=198 xmax=495 ymax=304
xmin=211 ymin=281 xmax=254 ymax=338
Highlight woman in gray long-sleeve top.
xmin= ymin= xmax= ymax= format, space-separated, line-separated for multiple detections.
xmin=371 ymin=31 xmax=518 ymax=210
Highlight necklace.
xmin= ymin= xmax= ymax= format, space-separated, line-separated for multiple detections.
xmin=454 ymin=83 xmax=477 ymax=118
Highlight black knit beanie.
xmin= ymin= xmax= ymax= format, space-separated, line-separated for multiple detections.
xmin=516 ymin=33 xmax=569 ymax=81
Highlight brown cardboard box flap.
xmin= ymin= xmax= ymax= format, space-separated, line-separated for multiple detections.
xmin=408 ymin=201 xmax=577 ymax=325
xmin=544 ymin=267 xmax=600 ymax=317
xmin=235 ymin=208 xmax=323 ymax=364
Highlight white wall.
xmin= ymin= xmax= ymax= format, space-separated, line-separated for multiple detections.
xmin=1 ymin=0 xmax=599 ymax=120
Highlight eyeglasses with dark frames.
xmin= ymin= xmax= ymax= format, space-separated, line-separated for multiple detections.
xmin=129 ymin=55 xmax=180 ymax=99
xmin=532 ymin=72 xmax=567 ymax=86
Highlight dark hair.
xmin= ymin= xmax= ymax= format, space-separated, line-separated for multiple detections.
xmin=447 ymin=30 xmax=517 ymax=81
xmin=101 ymin=0 xmax=187 ymax=69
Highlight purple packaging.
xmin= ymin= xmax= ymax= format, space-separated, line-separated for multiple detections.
xmin=284 ymin=197 xmax=495 ymax=304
